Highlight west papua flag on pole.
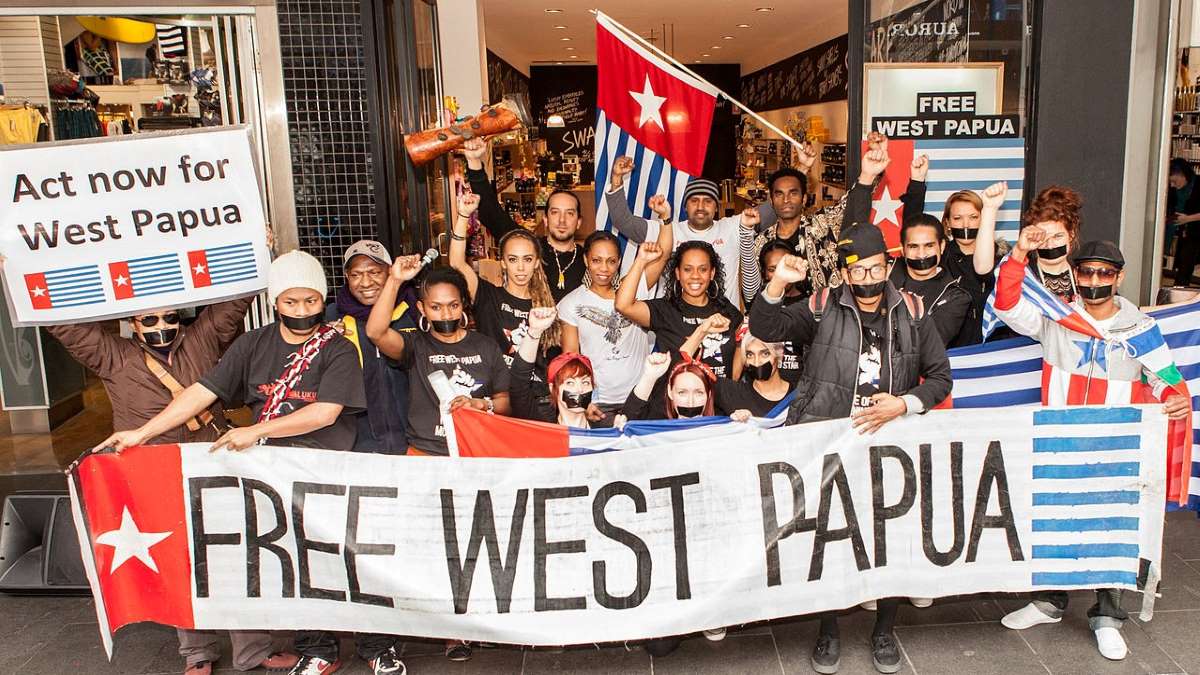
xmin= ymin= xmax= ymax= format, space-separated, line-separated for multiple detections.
xmin=593 ymin=11 xmax=720 ymax=271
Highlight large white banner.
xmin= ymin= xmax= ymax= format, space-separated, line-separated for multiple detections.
xmin=71 ymin=406 xmax=1167 ymax=654
xmin=0 ymin=126 xmax=268 ymax=326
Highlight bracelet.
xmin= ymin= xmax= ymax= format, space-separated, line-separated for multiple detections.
xmin=450 ymin=230 xmax=467 ymax=241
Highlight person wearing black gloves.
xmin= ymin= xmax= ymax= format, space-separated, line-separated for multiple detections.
xmin=887 ymin=214 xmax=971 ymax=346
xmin=748 ymin=222 xmax=952 ymax=675
xmin=462 ymin=137 xmax=584 ymax=301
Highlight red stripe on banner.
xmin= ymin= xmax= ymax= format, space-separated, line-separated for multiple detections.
xmin=24 ymin=272 xmax=51 ymax=309
xmin=1057 ymin=313 xmax=1104 ymax=340
xmin=863 ymin=139 xmax=914 ymax=254
xmin=452 ymin=408 xmax=570 ymax=458
xmin=1040 ymin=363 xmax=1053 ymax=404
xmin=1066 ymin=373 xmax=1088 ymax=406
xmin=1084 ymin=376 xmax=1108 ymax=405
xmin=108 ymin=261 xmax=134 ymax=300
xmin=76 ymin=445 xmax=194 ymax=632
xmin=187 ymin=250 xmax=211 ymax=288
xmin=595 ymin=20 xmax=716 ymax=177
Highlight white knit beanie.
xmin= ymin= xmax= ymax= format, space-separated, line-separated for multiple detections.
xmin=268 ymin=250 xmax=328 ymax=304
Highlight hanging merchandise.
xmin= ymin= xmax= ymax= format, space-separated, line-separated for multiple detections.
xmin=0 ymin=105 xmax=48 ymax=145
xmin=79 ymin=32 xmax=115 ymax=77
xmin=190 ymin=68 xmax=215 ymax=91
xmin=156 ymin=24 xmax=187 ymax=58
xmin=153 ymin=58 xmax=190 ymax=85
xmin=196 ymin=90 xmax=222 ymax=127
xmin=51 ymin=102 xmax=102 ymax=140
xmin=77 ymin=17 xmax=156 ymax=44
xmin=47 ymin=70 xmax=86 ymax=99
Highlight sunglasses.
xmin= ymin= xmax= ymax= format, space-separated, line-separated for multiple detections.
xmin=1075 ymin=266 xmax=1119 ymax=282
xmin=138 ymin=312 xmax=180 ymax=327
xmin=847 ymin=263 xmax=888 ymax=282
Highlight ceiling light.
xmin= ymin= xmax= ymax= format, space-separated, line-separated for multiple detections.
xmin=555 ymin=61 xmax=564 ymax=65
xmin=565 ymin=46 xmax=575 ymax=50
xmin=545 ymin=8 xmax=564 ymax=13
xmin=553 ymin=24 xmax=567 ymax=29
xmin=702 ymin=53 xmax=710 ymax=57
xmin=755 ymin=7 xmax=774 ymax=12
xmin=694 ymin=59 xmax=702 ymax=63
xmin=712 ymin=45 xmax=722 ymax=49
xmin=722 ymin=35 xmax=734 ymax=40
xmin=570 ymin=55 xmax=578 ymax=59
xmin=560 ymin=37 xmax=572 ymax=41
xmin=736 ymin=23 xmax=751 ymax=28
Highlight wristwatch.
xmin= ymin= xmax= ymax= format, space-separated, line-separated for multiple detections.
xmin=483 ymin=396 xmax=495 ymax=414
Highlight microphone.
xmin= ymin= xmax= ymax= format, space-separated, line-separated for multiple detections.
xmin=419 ymin=248 xmax=440 ymax=268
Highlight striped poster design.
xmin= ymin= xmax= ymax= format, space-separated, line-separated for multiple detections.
xmin=1028 ymin=407 xmax=1149 ymax=588
xmin=593 ymin=110 xmax=692 ymax=276
xmin=108 ymin=253 xmax=186 ymax=300
xmin=187 ymin=242 xmax=258 ymax=288
xmin=917 ymin=138 xmax=1026 ymax=241
xmin=23 ymin=264 xmax=106 ymax=310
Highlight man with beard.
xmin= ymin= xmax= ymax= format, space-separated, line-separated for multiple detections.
xmin=462 ymin=137 xmax=584 ymax=301
xmin=887 ymin=213 xmax=972 ymax=346
xmin=329 ymin=240 xmax=417 ymax=453
xmin=96 ymin=250 xmax=370 ymax=675
xmin=42 ymin=266 xmax=296 ymax=671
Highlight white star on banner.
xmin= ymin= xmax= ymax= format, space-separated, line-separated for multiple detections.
xmin=115 ymin=275 xmax=128 ymax=287
xmin=628 ymin=75 xmax=667 ymax=130
xmin=31 ymin=286 xmax=46 ymax=297
xmin=193 ymin=264 xmax=206 ymax=276
xmin=95 ymin=507 xmax=171 ymax=574
xmin=872 ymin=185 xmax=905 ymax=227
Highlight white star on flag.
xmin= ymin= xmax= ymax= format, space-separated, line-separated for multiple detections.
xmin=193 ymin=263 xmax=206 ymax=275
xmin=31 ymin=286 xmax=46 ymax=297
xmin=872 ymin=185 xmax=905 ymax=228
xmin=115 ymin=275 xmax=128 ymax=287
xmin=95 ymin=506 xmax=172 ymax=574
xmin=628 ymin=75 xmax=667 ymax=130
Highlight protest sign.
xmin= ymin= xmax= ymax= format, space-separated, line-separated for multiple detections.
xmin=0 ymin=126 xmax=269 ymax=326
xmin=70 ymin=405 xmax=1167 ymax=656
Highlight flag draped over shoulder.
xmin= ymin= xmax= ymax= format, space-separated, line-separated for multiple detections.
xmin=592 ymin=11 xmax=719 ymax=269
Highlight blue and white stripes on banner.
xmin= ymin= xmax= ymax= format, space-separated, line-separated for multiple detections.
xmin=946 ymin=300 xmax=1200 ymax=510
xmin=204 ymin=242 xmax=258 ymax=285
xmin=41 ymin=264 xmax=106 ymax=307
xmin=916 ymin=138 xmax=1025 ymax=241
xmin=980 ymin=254 xmax=1082 ymax=339
xmin=1028 ymin=406 xmax=1145 ymax=587
xmin=594 ymin=110 xmax=692 ymax=276
xmin=126 ymin=253 xmax=185 ymax=296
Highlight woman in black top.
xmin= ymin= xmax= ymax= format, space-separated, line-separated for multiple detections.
xmin=620 ymin=351 xmax=719 ymax=422
xmin=719 ymin=331 xmax=793 ymax=420
xmin=511 ymin=307 xmax=605 ymax=428
xmin=616 ymin=240 xmax=744 ymax=379
xmin=1169 ymin=158 xmax=1200 ymax=287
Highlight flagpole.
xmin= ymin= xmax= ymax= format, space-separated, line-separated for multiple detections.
xmin=595 ymin=10 xmax=808 ymax=153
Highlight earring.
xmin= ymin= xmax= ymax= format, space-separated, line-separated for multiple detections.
xmin=707 ymin=281 xmax=718 ymax=299
xmin=582 ymin=270 xmax=591 ymax=288
xmin=418 ymin=316 xmax=430 ymax=332
xmin=459 ymin=315 xmax=469 ymax=329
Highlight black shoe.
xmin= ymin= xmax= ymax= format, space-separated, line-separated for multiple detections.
xmin=871 ymin=633 xmax=901 ymax=674
xmin=810 ymin=633 xmax=840 ymax=674
xmin=369 ymin=646 xmax=406 ymax=675
xmin=445 ymin=642 xmax=472 ymax=662
xmin=644 ymin=637 xmax=682 ymax=657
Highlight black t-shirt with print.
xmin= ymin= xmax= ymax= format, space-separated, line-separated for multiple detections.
xmin=645 ymin=298 xmax=743 ymax=378
xmin=852 ymin=307 xmax=891 ymax=412
xmin=715 ymin=378 xmax=788 ymax=417
xmin=200 ymin=324 xmax=366 ymax=451
xmin=472 ymin=280 xmax=549 ymax=395
xmin=400 ymin=330 xmax=511 ymax=456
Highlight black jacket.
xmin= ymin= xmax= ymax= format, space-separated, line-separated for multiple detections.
xmin=888 ymin=261 xmax=972 ymax=347
xmin=749 ymin=282 xmax=952 ymax=424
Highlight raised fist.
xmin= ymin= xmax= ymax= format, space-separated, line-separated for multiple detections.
xmin=774 ymin=254 xmax=809 ymax=284
xmin=860 ymin=148 xmax=890 ymax=181
xmin=462 ymin=137 xmax=489 ymax=168
xmin=648 ymin=194 xmax=672 ymax=221
xmin=527 ymin=306 xmax=557 ymax=334
xmin=981 ymin=181 xmax=1008 ymax=211
xmin=910 ymin=154 xmax=929 ymax=182
xmin=866 ymin=131 xmax=889 ymax=154
xmin=457 ymin=192 xmax=480 ymax=218
xmin=610 ymin=156 xmax=634 ymax=189
xmin=794 ymin=142 xmax=818 ymax=172
xmin=1016 ymin=224 xmax=1047 ymax=255
xmin=701 ymin=313 xmax=731 ymax=335
xmin=643 ymin=351 xmax=671 ymax=379
xmin=391 ymin=255 xmax=422 ymax=283
xmin=740 ymin=207 xmax=762 ymax=230
xmin=637 ymin=242 xmax=664 ymax=265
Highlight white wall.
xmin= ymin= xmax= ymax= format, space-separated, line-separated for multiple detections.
xmin=436 ymin=0 xmax=488 ymax=114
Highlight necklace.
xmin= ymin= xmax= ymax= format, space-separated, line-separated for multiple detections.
xmin=552 ymin=245 xmax=579 ymax=290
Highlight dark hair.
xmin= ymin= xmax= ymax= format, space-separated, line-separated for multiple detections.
xmin=543 ymin=189 xmax=582 ymax=214
xmin=583 ymin=230 xmax=620 ymax=255
xmin=664 ymin=241 xmax=728 ymax=310
xmin=767 ymin=167 xmax=808 ymax=196
xmin=417 ymin=266 xmax=470 ymax=305
xmin=758 ymin=239 xmax=796 ymax=277
xmin=1170 ymin=158 xmax=1196 ymax=183
xmin=1021 ymin=185 xmax=1082 ymax=236
xmin=900 ymin=213 xmax=946 ymax=245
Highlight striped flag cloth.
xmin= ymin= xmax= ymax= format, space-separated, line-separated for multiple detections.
xmin=23 ymin=264 xmax=105 ymax=310
xmin=156 ymin=25 xmax=186 ymax=58
xmin=592 ymin=11 xmax=719 ymax=273
xmin=949 ymin=301 xmax=1200 ymax=509
xmin=865 ymin=137 xmax=1025 ymax=252
xmin=1027 ymin=406 xmax=1151 ymax=588
xmin=981 ymin=254 xmax=1100 ymax=339
xmin=187 ymin=242 xmax=257 ymax=288
xmin=108 ymin=253 xmax=185 ymax=300
xmin=453 ymin=392 xmax=794 ymax=458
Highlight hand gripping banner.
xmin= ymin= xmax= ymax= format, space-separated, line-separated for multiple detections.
xmin=70 ymin=405 xmax=1168 ymax=657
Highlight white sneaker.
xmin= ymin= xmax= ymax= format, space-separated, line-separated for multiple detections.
xmin=1000 ymin=602 xmax=1061 ymax=629
xmin=703 ymin=627 xmax=727 ymax=641
xmin=910 ymin=597 xmax=933 ymax=608
xmin=861 ymin=599 xmax=877 ymax=610
xmin=1094 ymin=627 xmax=1128 ymax=660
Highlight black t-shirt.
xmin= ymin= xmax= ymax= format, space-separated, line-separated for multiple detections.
xmin=852 ymin=307 xmax=890 ymax=412
xmin=645 ymin=298 xmax=743 ymax=378
xmin=715 ymin=378 xmax=788 ymax=417
xmin=542 ymin=240 xmax=586 ymax=303
xmin=400 ymin=330 xmax=511 ymax=456
xmin=763 ymin=293 xmax=805 ymax=384
xmin=942 ymin=240 xmax=997 ymax=346
xmin=200 ymin=324 xmax=366 ymax=451
xmin=472 ymin=280 xmax=549 ymax=395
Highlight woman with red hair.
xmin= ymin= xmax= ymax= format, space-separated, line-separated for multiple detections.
xmin=1019 ymin=185 xmax=1084 ymax=303
xmin=620 ymin=351 xmax=718 ymax=422
xmin=510 ymin=307 xmax=606 ymax=428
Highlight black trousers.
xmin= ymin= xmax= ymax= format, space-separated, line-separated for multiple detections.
xmin=818 ymin=598 xmax=900 ymax=637
xmin=294 ymin=631 xmax=398 ymax=662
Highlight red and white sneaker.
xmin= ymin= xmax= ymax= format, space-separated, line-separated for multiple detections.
xmin=288 ymin=655 xmax=342 ymax=675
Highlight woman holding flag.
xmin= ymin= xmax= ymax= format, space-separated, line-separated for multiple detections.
xmin=992 ymin=228 xmax=1192 ymax=661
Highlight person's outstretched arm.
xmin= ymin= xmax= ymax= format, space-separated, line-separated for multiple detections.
xmin=462 ymin=138 xmax=519 ymax=239
xmin=449 ymin=192 xmax=482 ymax=300
xmin=365 ymin=255 xmax=423 ymax=360
xmin=974 ymin=182 xmax=1007 ymax=275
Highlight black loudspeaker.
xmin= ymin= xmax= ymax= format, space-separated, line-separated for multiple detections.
xmin=0 ymin=492 xmax=89 ymax=594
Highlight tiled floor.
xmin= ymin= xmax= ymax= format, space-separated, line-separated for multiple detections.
xmin=5 ymin=511 xmax=1200 ymax=674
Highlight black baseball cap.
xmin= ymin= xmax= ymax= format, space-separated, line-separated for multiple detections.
xmin=1070 ymin=240 xmax=1124 ymax=270
xmin=837 ymin=223 xmax=888 ymax=266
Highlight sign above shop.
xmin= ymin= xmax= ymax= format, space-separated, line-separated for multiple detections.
xmin=740 ymin=34 xmax=848 ymax=112
xmin=872 ymin=91 xmax=1020 ymax=139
